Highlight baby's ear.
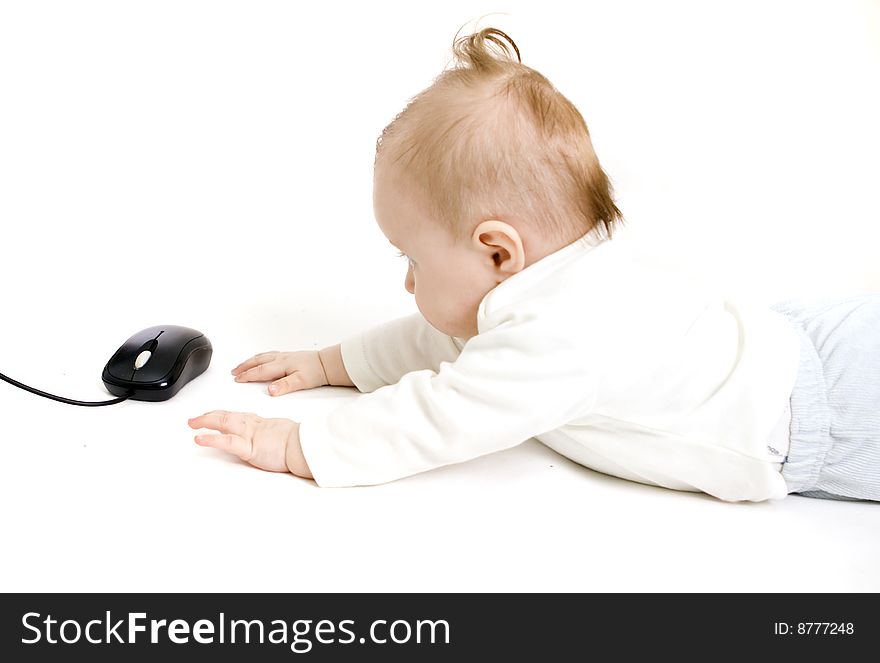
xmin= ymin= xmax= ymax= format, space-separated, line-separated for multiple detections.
xmin=472 ymin=220 xmax=525 ymax=275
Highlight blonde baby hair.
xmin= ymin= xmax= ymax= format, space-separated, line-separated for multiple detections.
xmin=375 ymin=26 xmax=624 ymax=245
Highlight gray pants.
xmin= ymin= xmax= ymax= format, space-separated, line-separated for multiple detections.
xmin=771 ymin=294 xmax=880 ymax=502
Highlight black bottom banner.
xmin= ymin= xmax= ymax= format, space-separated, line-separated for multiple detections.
xmin=1 ymin=592 xmax=875 ymax=660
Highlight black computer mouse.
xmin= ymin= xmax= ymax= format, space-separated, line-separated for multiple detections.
xmin=102 ymin=325 xmax=213 ymax=402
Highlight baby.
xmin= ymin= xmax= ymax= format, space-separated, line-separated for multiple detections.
xmin=188 ymin=28 xmax=880 ymax=503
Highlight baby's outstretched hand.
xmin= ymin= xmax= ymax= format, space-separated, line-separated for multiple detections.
xmin=188 ymin=410 xmax=311 ymax=477
xmin=231 ymin=351 xmax=328 ymax=396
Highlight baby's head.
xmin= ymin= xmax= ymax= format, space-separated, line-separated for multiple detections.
xmin=373 ymin=27 xmax=623 ymax=339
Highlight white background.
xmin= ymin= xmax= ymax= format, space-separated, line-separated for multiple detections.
xmin=1 ymin=0 xmax=878 ymax=592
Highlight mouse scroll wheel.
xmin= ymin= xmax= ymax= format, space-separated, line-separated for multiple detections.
xmin=134 ymin=350 xmax=152 ymax=370
xmin=133 ymin=338 xmax=159 ymax=370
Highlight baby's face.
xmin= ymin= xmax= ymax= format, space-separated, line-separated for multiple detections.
xmin=373 ymin=164 xmax=499 ymax=339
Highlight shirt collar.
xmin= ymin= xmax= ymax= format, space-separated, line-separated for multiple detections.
xmin=477 ymin=226 xmax=608 ymax=326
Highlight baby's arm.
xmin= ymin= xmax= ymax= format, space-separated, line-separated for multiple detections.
xmin=299 ymin=313 xmax=595 ymax=487
xmin=338 ymin=313 xmax=465 ymax=392
xmin=232 ymin=313 xmax=462 ymax=396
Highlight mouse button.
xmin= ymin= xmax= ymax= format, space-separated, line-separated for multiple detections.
xmin=125 ymin=326 xmax=165 ymax=347
xmin=106 ymin=354 xmax=137 ymax=382
xmin=130 ymin=355 xmax=174 ymax=383
xmin=106 ymin=360 xmax=131 ymax=381
xmin=131 ymin=336 xmax=198 ymax=383
xmin=136 ymin=338 xmax=159 ymax=354
xmin=104 ymin=326 xmax=164 ymax=382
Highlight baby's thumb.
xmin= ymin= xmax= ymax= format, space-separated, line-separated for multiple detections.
xmin=268 ymin=374 xmax=305 ymax=396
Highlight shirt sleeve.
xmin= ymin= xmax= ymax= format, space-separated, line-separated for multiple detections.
xmin=339 ymin=312 xmax=466 ymax=393
xmin=299 ymin=311 xmax=595 ymax=487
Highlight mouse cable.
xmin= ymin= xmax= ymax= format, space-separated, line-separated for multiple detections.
xmin=0 ymin=371 xmax=133 ymax=407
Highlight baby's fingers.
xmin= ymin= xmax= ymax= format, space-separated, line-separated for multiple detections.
xmin=195 ymin=433 xmax=252 ymax=461
xmin=231 ymin=351 xmax=279 ymax=376
xmin=268 ymin=372 xmax=309 ymax=396
xmin=234 ymin=360 xmax=287 ymax=383
xmin=189 ymin=410 xmax=259 ymax=438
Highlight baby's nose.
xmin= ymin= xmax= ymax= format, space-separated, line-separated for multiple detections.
xmin=404 ymin=267 xmax=415 ymax=294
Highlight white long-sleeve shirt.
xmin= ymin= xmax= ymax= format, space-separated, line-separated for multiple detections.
xmin=298 ymin=231 xmax=801 ymax=502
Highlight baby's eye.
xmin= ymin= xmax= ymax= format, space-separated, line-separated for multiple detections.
xmin=396 ymin=250 xmax=415 ymax=267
